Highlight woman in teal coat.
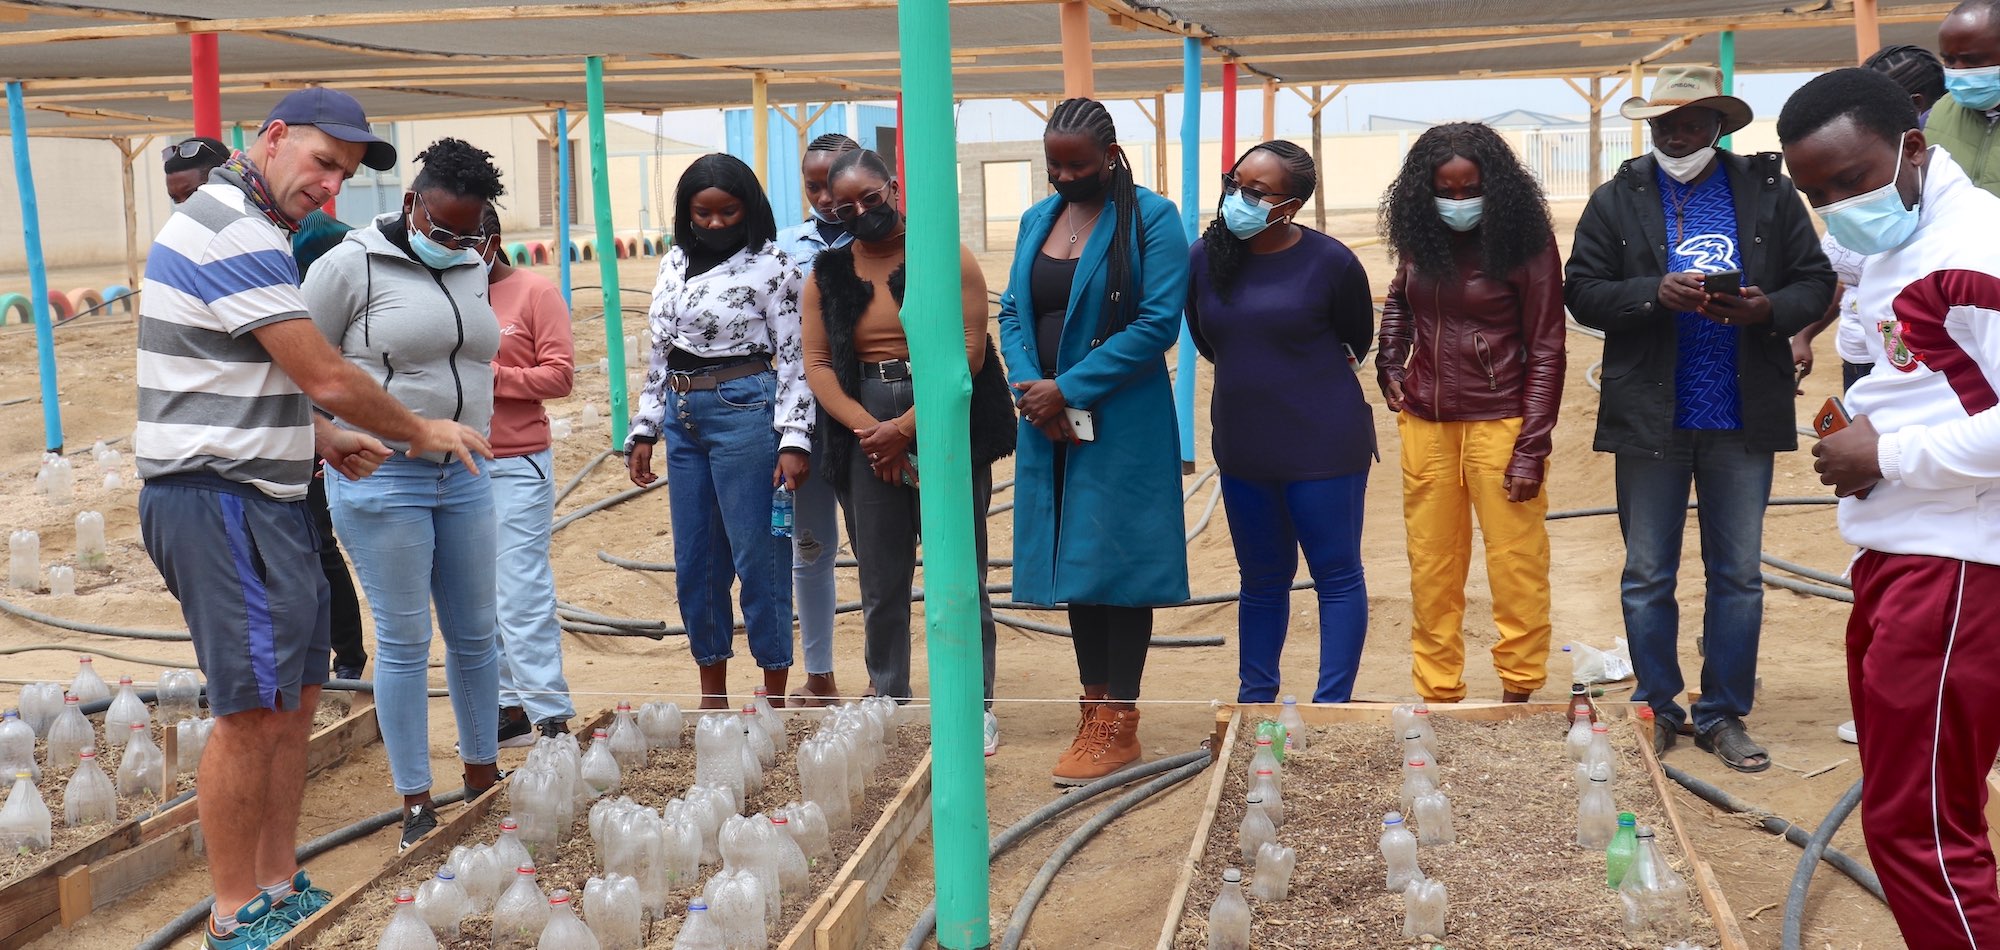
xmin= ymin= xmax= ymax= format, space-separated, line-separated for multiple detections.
xmin=997 ymin=97 xmax=1191 ymax=786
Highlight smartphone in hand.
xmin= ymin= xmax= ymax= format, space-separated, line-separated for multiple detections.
xmin=1813 ymin=395 xmax=1851 ymax=438
xmin=1704 ymin=269 xmax=1743 ymax=297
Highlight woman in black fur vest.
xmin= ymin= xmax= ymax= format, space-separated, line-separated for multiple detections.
xmin=799 ymin=148 xmax=1017 ymax=755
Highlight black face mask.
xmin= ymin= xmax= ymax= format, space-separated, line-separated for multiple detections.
xmin=691 ymin=220 xmax=747 ymax=252
xmin=1051 ymin=171 xmax=1107 ymax=204
xmin=846 ymin=204 xmax=902 ymax=243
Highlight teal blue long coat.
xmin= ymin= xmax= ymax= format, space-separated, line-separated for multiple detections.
xmin=995 ymin=186 xmax=1192 ymax=608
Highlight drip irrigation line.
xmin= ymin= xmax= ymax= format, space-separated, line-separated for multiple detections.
xmin=900 ymin=749 xmax=1213 ymax=950
xmin=132 ymin=787 xmax=473 ymax=950
xmin=1544 ymin=496 xmax=1838 ymax=521
xmin=0 ymin=593 xmax=189 ymax=641
xmin=1760 ymin=572 xmax=1854 ymax=603
xmin=551 ymin=477 xmax=667 ymax=534
xmin=1782 ymin=778 xmax=1867 ymax=950
xmin=0 ymin=642 xmax=192 ymax=667
xmin=1186 ymin=478 xmax=1224 ymax=542
xmin=554 ymin=601 xmax=666 ymax=631
xmin=555 ymin=448 xmax=616 ymax=506
xmin=997 ymin=752 xmax=1213 ymax=950
xmin=1759 ymin=553 xmax=1852 ymax=590
xmin=1660 ymin=763 xmax=1882 ymax=902
xmin=992 ymin=611 xmax=1225 ymax=648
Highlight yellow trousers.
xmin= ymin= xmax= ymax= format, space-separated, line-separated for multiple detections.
xmin=1397 ymin=413 xmax=1553 ymax=701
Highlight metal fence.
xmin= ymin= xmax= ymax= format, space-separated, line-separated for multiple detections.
xmin=1518 ymin=128 xmax=1652 ymax=200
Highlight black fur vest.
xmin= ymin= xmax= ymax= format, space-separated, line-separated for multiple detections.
xmin=811 ymin=245 xmax=1018 ymax=492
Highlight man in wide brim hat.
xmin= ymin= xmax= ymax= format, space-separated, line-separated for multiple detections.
xmin=1619 ymin=64 xmax=1754 ymax=136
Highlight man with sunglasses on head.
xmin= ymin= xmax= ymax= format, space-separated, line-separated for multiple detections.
xmin=138 ymin=89 xmax=490 ymax=950
xmin=162 ymin=136 xmax=230 ymax=205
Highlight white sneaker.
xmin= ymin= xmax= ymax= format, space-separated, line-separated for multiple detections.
xmin=1837 ymin=720 xmax=1858 ymax=744
xmin=984 ymin=711 xmax=1000 ymax=757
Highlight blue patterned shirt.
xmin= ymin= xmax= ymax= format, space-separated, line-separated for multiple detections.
xmin=1658 ymin=166 xmax=1743 ymax=430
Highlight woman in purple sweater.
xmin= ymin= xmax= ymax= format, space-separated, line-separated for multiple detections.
xmin=1188 ymin=140 xmax=1376 ymax=703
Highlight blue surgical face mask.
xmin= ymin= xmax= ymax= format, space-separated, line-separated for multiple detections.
xmin=408 ymin=225 xmax=476 ymax=270
xmin=1220 ymin=191 xmax=1280 ymax=239
xmin=1945 ymin=65 xmax=2000 ymax=112
xmin=1435 ymin=196 xmax=1485 ymax=232
xmin=1814 ymin=137 xmax=1923 ymax=255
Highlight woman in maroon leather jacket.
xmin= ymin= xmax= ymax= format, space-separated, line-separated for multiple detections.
xmin=1377 ymin=122 xmax=1566 ymax=704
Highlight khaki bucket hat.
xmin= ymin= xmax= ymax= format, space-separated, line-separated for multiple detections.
xmin=1619 ymin=65 xmax=1753 ymax=136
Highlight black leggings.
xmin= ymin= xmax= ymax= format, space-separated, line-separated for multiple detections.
xmin=1068 ymin=604 xmax=1153 ymax=701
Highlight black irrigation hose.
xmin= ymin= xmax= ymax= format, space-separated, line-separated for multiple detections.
xmin=1761 ymin=572 xmax=1855 ymax=604
xmin=554 ymin=600 xmax=666 ymax=631
xmin=551 ymin=478 xmax=666 ymax=534
xmin=997 ymin=752 xmax=1213 ymax=950
xmin=1661 ymin=763 xmax=1883 ymax=902
xmin=901 ymin=749 xmax=1214 ymax=950
xmin=0 ymin=593 xmax=190 ymax=641
xmin=1759 ymin=553 xmax=1853 ymax=590
xmin=1783 ymin=778 xmax=1868 ymax=950
xmin=554 ymin=448 xmax=616 ymax=507
xmin=132 ymin=787 xmax=473 ymax=950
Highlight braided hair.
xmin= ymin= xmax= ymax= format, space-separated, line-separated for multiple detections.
xmin=410 ymin=137 xmax=505 ymax=200
xmin=1379 ymin=122 xmax=1551 ymax=281
xmin=828 ymin=147 xmax=894 ymax=187
xmin=1200 ymin=141 xmax=1316 ymax=299
xmin=1046 ymin=97 xmax=1141 ymax=340
xmin=807 ymin=133 xmax=859 ymax=153
xmin=1864 ymin=44 xmax=1947 ymax=112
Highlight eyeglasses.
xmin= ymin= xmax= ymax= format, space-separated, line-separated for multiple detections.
xmin=161 ymin=139 xmax=224 ymax=162
xmin=1221 ymin=173 xmax=1290 ymax=207
xmin=830 ymin=185 xmax=894 ymax=222
xmin=413 ymin=192 xmax=491 ymax=249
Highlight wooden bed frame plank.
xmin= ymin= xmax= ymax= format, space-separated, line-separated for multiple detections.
xmin=780 ymin=748 xmax=934 ymax=950
xmin=1154 ymin=707 xmax=1242 ymax=950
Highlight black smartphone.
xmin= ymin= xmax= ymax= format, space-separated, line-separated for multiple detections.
xmin=1704 ymin=269 xmax=1743 ymax=297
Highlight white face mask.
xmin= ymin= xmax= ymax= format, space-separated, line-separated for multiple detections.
xmin=1653 ymin=129 xmax=1721 ymax=184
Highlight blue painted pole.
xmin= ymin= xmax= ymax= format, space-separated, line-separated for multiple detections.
xmin=6 ymin=82 xmax=64 ymax=452
xmin=557 ymin=106 xmax=574 ymax=310
xmin=1174 ymin=39 xmax=1201 ymax=469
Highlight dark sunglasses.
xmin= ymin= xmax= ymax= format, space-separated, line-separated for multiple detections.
xmin=162 ymin=139 xmax=224 ymax=162
xmin=1221 ymin=173 xmax=1292 ymax=207
xmin=830 ymin=185 xmax=894 ymax=222
xmin=412 ymin=192 xmax=492 ymax=249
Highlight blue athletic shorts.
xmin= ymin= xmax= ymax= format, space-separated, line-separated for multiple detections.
xmin=140 ymin=473 xmax=331 ymax=717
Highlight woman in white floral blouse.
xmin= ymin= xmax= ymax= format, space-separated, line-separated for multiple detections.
xmin=626 ymin=152 xmax=813 ymax=709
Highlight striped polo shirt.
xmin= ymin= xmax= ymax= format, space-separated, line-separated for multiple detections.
xmin=135 ymin=177 xmax=314 ymax=500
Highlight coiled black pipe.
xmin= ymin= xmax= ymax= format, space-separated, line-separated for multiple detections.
xmin=1661 ymin=763 xmax=1882 ymax=901
xmin=1782 ymin=778 xmax=1867 ymax=950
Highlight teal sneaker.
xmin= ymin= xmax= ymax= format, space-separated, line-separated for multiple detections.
xmin=268 ymin=869 xmax=334 ymax=926
xmin=204 ymin=892 xmax=286 ymax=950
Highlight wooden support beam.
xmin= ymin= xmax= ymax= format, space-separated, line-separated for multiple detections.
xmin=1261 ymin=79 xmax=1276 ymax=143
xmin=525 ymin=113 xmax=551 ymax=139
xmin=1153 ymin=92 xmax=1168 ymax=193
xmin=1016 ymin=97 xmax=1050 ymax=121
xmin=1630 ymin=62 xmax=1646 ymax=153
xmin=115 ymin=137 xmax=141 ymax=301
xmin=1060 ymin=0 xmax=1094 ymax=99
xmin=1855 ymin=0 xmax=1881 ymax=64
xmin=1309 ymin=85 xmax=1326 ymax=231
xmin=1585 ymin=77 xmax=1604 ymax=190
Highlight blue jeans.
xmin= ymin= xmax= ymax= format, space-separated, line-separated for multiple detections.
xmin=1613 ymin=431 xmax=1773 ymax=734
xmin=664 ymin=371 xmax=794 ymax=669
xmin=491 ymin=449 xmax=574 ymax=725
xmin=793 ymin=471 xmax=840 ymax=676
xmin=1220 ymin=471 xmax=1369 ymax=704
xmin=327 ymin=457 xmax=499 ymax=794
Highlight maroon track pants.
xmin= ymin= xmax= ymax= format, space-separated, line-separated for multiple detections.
xmin=1850 ymin=550 xmax=2000 ymax=948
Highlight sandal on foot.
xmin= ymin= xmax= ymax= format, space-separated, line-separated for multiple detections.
xmin=1696 ymin=719 xmax=1771 ymax=773
xmin=789 ymin=685 xmax=837 ymax=708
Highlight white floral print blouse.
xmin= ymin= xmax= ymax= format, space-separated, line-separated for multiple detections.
xmin=627 ymin=241 xmax=813 ymax=452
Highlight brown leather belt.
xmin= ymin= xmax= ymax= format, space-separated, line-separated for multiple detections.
xmin=667 ymin=358 xmax=769 ymax=394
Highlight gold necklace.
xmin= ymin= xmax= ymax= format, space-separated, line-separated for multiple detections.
xmin=1064 ymin=204 xmax=1105 ymax=245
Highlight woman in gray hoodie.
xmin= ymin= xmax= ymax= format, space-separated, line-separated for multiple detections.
xmin=301 ymin=138 xmax=505 ymax=850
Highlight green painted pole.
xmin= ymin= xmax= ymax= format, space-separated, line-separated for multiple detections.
xmin=897 ymin=1 xmax=989 ymax=947
xmin=1718 ymin=31 xmax=1736 ymax=152
xmin=230 ymin=124 xmax=244 ymax=151
xmin=586 ymin=56 xmax=629 ymax=449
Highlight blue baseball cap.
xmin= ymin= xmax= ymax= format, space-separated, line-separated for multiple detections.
xmin=261 ymin=87 xmax=396 ymax=171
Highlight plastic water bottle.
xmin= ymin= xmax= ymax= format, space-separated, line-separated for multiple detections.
xmin=798 ymin=736 xmax=852 ymax=833
xmin=172 ymin=717 xmax=211 ymax=777
xmin=75 ymin=511 xmax=106 ymax=571
xmin=1565 ymin=714 xmax=1593 ymax=763
xmin=19 ymin=682 xmax=62 ymax=738
xmin=376 ymin=889 xmax=441 ymax=950
xmin=47 ymin=565 xmax=74 ymax=597
xmin=1245 ymin=735 xmax=1280 ymax=790
xmin=1605 ymin=811 xmax=1640 ymax=888
xmin=537 ymin=890 xmax=598 ymax=950
xmin=1249 ymin=841 xmax=1296 ymax=901
xmin=415 ymin=866 xmax=471 ymax=938
xmin=581 ymin=402 xmax=600 ymax=427
xmin=638 ymin=701 xmax=684 ymax=750
xmin=1237 ymin=792 xmax=1276 ymax=866
xmin=1578 ymin=764 xmax=1617 ymax=849
xmin=740 ymin=704 xmax=776 ymax=770
xmin=776 ymin=800 xmax=831 ymax=861
xmin=1205 ymin=867 xmax=1251 ymax=950
xmin=769 ymin=815 xmax=810 ymax=898
xmin=69 ymin=656 xmax=109 ymax=704
xmin=45 ymin=693 xmax=94 ymax=771
xmin=581 ymin=729 xmax=622 ymax=798
xmin=1277 ymin=695 xmax=1309 ymax=754
xmin=1402 ymin=731 xmax=1437 ymax=778
xmin=493 ymin=864 xmax=549 ymax=950
xmin=1410 ymin=702 xmax=1438 ymax=757
xmin=1400 ymin=757 xmax=1438 ymax=817
xmin=1401 ymin=878 xmax=1448 ymax=939
xmin=103 ymin=473 xmax=123 ymax=491
xmin=8 ymin=530 xmax=38 ymax=591
xmin=1620 ymin=826 xmax=1690 ymax=941
xmin=770 ymin=486 xmax=794 ymax=538
xmin=157 ymin=669 xmax=201 ymax=724
xmin=494 ymin=816 xmax=536 ymax=879
xmin=608 ymin=702 xmax=647 ymax=771
xmin=0 ymin=712 xmax=37 ymax=783
xmin=105 ymin=675 xmax=149 ymax=736
xmin=1248 ymin=767 xmax=1283 ymax=830
xmin=1576 ymin=720 xmax=1618 ymax=789
xmin=550 ymin=418 xmax=573 ymax=441
xmin=117 ymin=722 xmax=165 ymax=799
xmin=41 ymin=455 xmax=72 ymax=501
xmin=0 ymin=770 xmax=52 ymax=853
xmin=703 ymin=867 xmax=767 ymax=948
xmin=671 ymin=899 xmax=726 ymax=950
xmin=584 ymin=874 xmax=643 ymax=950
xmin=751 ymin=688 xmax=786 ymax=751
xmin=1414 ymin=787 xmax=1456 ymax=846
xmin=1566 ymin=682 xmax=1597 ymax=725
xmin=449 ymin=843 xmax=502 ymax=913
xmin=1379 ymin=811 xmax=1422 ymax=892
xmin=64 ymin=747 xmax=114 ymax=826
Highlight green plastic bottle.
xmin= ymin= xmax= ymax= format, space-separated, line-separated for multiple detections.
xmin=1255 ymin=719 xmax=1288 ymax=763
xmin=1605 ymin=811 xmax=1639 ymax=888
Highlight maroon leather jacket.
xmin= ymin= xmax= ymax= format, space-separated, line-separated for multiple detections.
xmin=1377 ymin=236 xmax=1567 ymax=482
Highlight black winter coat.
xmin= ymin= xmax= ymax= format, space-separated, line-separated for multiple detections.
xmin=1562 ymin=151 xmax=1835 ymax=457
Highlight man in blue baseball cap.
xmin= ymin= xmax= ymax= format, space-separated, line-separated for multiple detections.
xmin=137 ymin=85 xmax=489 ymax=949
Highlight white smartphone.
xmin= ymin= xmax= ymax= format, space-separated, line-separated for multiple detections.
xmin=1064 ymin=407 xmax=1097 ymax=442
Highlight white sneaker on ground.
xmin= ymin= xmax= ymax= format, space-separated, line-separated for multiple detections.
xmin=1837 ymin=720 xmax=1858 ymax=744
xmin=984 ymin=711 xmax=1000 ymax=757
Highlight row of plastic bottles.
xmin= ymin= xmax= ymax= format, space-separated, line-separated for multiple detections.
xmin=797 ymin=697 xmax=899 ymax=836
xmin=18 ymin=660 xmax=202 ymax=733
xmin=9 ymin=512 xmax=115 ymax=593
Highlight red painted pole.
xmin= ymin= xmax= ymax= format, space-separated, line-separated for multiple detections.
xmin=1221 ymin=61 xmax=1238 ymax=169
xmin=190 ymin=35 xmax=221 ymax=139
xmin=895 ymin=94 xmax=908 ymax=211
